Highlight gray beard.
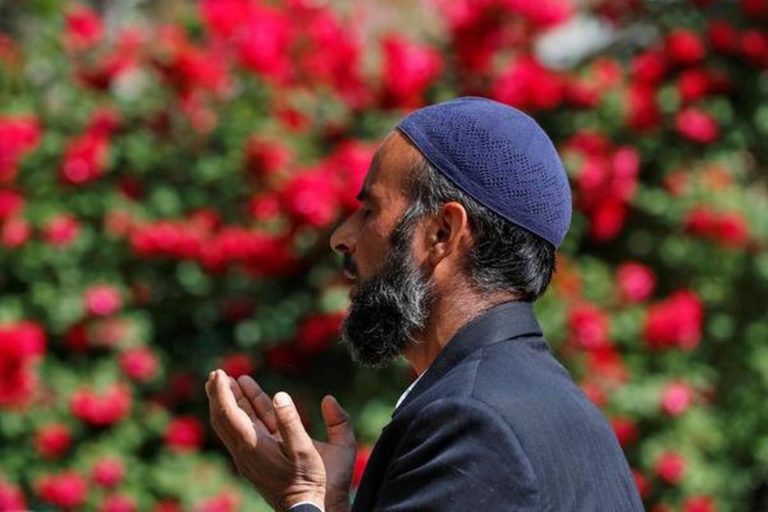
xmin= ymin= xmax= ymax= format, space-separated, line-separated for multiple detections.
xmin=340 ymin=213 xmax=435 ymax=368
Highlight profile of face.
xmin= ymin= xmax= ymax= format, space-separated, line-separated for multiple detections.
xmin=330 ymin=132 xmax=435 ymax=368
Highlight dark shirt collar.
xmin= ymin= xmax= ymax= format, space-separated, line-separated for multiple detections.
xmin=392 ymin=300 xmax=543 ymax=417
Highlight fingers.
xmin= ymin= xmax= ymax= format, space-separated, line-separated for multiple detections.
xmin=321 ymin=395 xmax=356 ymax=449
xmin=238 ymin=375 xmax=279 ymax=434
xmin=206 ymin=370 xmax=256 ymax=446
xmin=229 ymin=376 xmax=256 ymax=420
xmin=273 ymin=392 xmax=314 ymax=458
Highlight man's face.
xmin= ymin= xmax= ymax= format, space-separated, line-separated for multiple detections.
xmin=329 ymin=132 xmax=435 ymax=367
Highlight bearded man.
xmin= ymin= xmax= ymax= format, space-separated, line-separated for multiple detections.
xmin=205 ymin=97 xmax=644 ymax=511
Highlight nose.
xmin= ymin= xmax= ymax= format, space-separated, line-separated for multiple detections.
xmin=330 ymin=214 xmax=356 ymax=256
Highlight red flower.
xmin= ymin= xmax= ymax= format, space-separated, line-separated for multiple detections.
xmin=88 ymin=108 xmax=121 ymax=138
xmin=684 ymin=206 xmax=718 ymax=236
xmin=0 ymin=480 xmax=27 ymax=510
xmin=580 ymin=380 xmax=607 ymax=407
xmin=0 ymin=321 xmax=46 ymax=407
xmin=91 ymin=457 xmax=125 ymax=487
xmin=248 ymin=193 xmax=282 ymax=222
xmin=708 ymin=20 xmax=739 ymax=54
xmin=60 ymin=132 xmax=110 ymax=184
xmin=199 ymin=0 xmax=252 ymax=38
xmin=99 ymin=494 xmax=137 ymax=512
xmin=631 ymin=469 xmax=651 ymax=499
xmin=644 ymin=290 xmax=703 ymax=350
xmin=264 ymin=343 xmax=308 ymax=374
xmin=666 ymin=29 xmax=706 ymax=65
xmin=676 ymin=68 xmax=711 ymax=103
xmin=714 ymin=211 xmax=749 ymax=248
xmin=568 ymin=303 xmax=611 ymax=351
xmin=154 ymin=28 xmax=231 ymax=95
xmin=64 ymin=5 xmax=103 ymax=50
xmin=275 ymin=105 xmax=311 ymax=132
xmin=492 ymin=56 xmax=564 ymax=111
xmin=684 ymin=208 xmax=750 ymax=248
xmin=0 ymin=189 xmax=24 ymax=219
xmin=297 ymin=7 xmax=368 ymax=108
xmin=661 ymin=381 xmax=695 ymax=416
xmin=36 ymin=471 xmax=89 ymax=509
xmin=676 ymin=107 xmax=719 ymax=144
xmin=616 ymin=262 xmax=656 ymax=303
xmin=296 ymin=313 xmax=344 ymax=354
xmin=610 ymin=416 xmax=638 ymax=447
xmin=244 ymin=136 xmax=293 ymax=179
xmin=280 ymin=169 xmax=339 ymax=229
xmin=683 ymin=495 xmax=718 ymax=512
xmin=741 ymin=0 xmax=768 ymax=17
xmin=70 ymin=384 xmax=132 ymax=426
xmin=89 ymin=317 xmax=134 ymax=349
xmin=43 ymin=213 xmax=81 ymax=246
xmin=327 ymin=141 xmax=375 ymax=213
xmin=194 ymin=490 xmax=240 ymax=512
xmin=2 ymin=216 xmax=32 ymax=248
xmin=0 ymin=115 xmax=41 ymax=183
xmin=589 ymin=198 xmax=627 ymax=242
xmin=585 ymin=347 xmax=628 ymax=385
xmin=380 ymin=35 xmax=443 ymax=109
xmin=154 ymin=500 xmax=183 ymax=512
xmin=741 ymin=30 xmax=768 ymax=68
xmin=34 ymin=423 xmax=72 ymax=459
xmin=571 ymin=143 xmax=639 ymax=241
xmin=654 ymin=451 xmax=686 ymax=484
xmin=625 ymin=83 xmax=661 ymax=131
xmin=119 ymin=347 xmax=159 ymax=382
xmin=76 ymin=30 xmax=142 ymax=91
xmin=353 ymin=445 xmax=372 ymax=488
xmin=165 ymin=416 xmax=204 ymax=452
xmin=631 ymin=51 xmax=667 ymax=85
xmin=219 ymin=352 xmax=254 ymax=378
xmin=84 ymin=285 xmax=122 ymax=316
xmin=233 ymin=5 xmax=293 ymax=84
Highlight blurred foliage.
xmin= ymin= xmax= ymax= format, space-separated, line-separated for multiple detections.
xmin=0 ymin=0 xmax=767 ymax=511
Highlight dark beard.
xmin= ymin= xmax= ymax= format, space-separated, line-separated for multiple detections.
xmin=340 ymin=210 xmax=435 ymax=368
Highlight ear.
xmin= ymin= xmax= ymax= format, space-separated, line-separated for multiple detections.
xmin=424 ymin=201 xmax=470 ymax=267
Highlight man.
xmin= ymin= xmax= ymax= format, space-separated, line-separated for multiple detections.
xmin=205 ymin=97 xmax=644 ymax=511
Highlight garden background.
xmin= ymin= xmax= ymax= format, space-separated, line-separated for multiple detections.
xmin=1 ymin=0 xmax=768 ymax=510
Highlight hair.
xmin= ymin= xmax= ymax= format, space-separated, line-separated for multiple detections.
xmin=401 ymin=156 xmax=557 ymax=302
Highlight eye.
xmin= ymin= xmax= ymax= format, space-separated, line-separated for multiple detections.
xmin=361 ymin=207 xmax=373 ymax=219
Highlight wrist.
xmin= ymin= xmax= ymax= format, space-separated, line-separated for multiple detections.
xmin=284 ymin=490 xmax=325 ymax=512
xmin=324 ymin=490 xmax=351 ymax=512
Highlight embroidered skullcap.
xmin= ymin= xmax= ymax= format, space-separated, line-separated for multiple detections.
xmin=396 ymin=96 xmax=572 ymax=248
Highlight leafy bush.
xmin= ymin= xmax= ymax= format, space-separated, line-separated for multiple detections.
xmin=1 ymin=1 xmax=767 ymax=510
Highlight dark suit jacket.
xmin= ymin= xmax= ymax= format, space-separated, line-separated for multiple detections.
xmin=292 ymin=301 xmax=644 ymax=511
xmin=352 ymin=301 xmax=643 ymax=511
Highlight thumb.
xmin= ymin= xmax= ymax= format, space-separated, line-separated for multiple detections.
xmin=273 ymin=392 xmax=314 ymax=457
xmin=321 ymin=395 xmax=356 ymax=449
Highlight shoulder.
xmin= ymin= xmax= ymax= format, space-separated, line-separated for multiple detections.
xmin=380 ymin=395 xmax=541 ymax=509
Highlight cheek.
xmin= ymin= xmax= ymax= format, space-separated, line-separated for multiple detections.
xmin=356 ymin=221 xmax=391 ymax=274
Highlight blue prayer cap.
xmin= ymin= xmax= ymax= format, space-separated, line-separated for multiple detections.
xmin=396 ymin=96 xmax=572 ymax=248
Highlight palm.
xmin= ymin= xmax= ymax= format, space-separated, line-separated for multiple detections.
xmin=228 ymin=375 xmax=357 ymax=508
xmin=314 ymin=439 xmax=355 ymax=495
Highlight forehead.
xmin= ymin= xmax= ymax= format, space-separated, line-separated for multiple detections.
xmin=360 ymin=130 xmax=421 ymax=201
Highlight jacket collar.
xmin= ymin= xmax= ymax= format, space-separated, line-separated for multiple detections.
xmin=392 ymin=300 xmax=543 ymax=417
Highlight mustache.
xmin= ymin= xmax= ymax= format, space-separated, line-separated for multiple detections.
xmin=342 ymin=254 xmax=358 ymax=279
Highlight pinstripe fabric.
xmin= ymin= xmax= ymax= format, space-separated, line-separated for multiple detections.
xmin=351 ymin=301 xmax=644 ymax=511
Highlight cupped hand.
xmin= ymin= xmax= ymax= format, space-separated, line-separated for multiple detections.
xmin=233 ymin=374 xmax=357 ymax=512
xmin=206 ymin=370 xmax=356 ymax=512
xmin=205 ymin=369 xmax=327 ymax=511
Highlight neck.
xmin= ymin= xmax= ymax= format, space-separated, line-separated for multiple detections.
xmin=403 ymin=289 xmax=519 ymax=375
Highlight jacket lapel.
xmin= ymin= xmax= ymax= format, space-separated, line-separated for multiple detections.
xmin=392 ymin=300 xmax=542 ymax=417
